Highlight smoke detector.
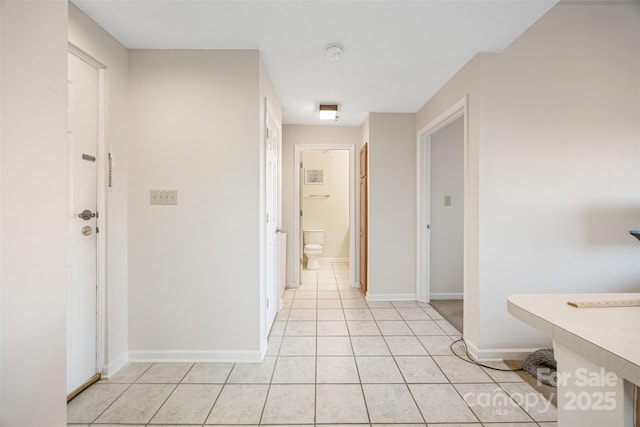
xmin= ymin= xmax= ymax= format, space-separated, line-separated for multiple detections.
xmin=324 ymin=43 xmax=344 ymax=61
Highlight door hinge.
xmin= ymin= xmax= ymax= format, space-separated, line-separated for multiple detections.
xmin=300 ymin=210 xmax=303 ymax=217
xmin=267 ymin=298 xmax=270 ymax=309
xmin=96 ymin=226 xmax=99 ymax=233
xmin=300 ymin=161 xmax=303 ymax=169
xmin=266 ymin=127 xmax=270 ymax=139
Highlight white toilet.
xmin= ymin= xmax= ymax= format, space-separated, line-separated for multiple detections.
xmin=303 ymin=229 xmax=325 ymax=270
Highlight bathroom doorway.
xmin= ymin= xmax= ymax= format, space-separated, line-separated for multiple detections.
xmin=293 ymin=144 xmax=357 ymax=288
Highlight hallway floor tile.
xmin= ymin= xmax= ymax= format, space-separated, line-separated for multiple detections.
xmin=67 ymin=262 xmax=556 ymax=427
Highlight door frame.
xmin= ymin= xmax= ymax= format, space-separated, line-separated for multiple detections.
xmin=293 ymin=144 xmax=357 ymax=287
xmin=416 ymin=96 xmax=468 ymax=303
xmin=263 ymin=98 xmax=281 ymax=334
xmin=261 ymin=98 xmax=282 ymax=350
xmin=67 ymin=43 xmax=107 ymax=379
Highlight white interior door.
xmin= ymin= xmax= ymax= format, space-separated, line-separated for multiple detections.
xmin=265 ymin=103 xmax=280 ymax=332
xmin=299 ymin=152 xmax=305 ymax=281
xmin=67 ymin=51 xmax=100 ymax=397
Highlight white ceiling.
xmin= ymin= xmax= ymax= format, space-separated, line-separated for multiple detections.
xmin=72 ymin=0 xmax=558 ymax=126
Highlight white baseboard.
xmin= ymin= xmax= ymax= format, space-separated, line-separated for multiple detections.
xmin=128 ymin=350 xmax=264 ymax=363
xmin=464 ymin=338 xmax=540 ymax=362
xmin=349 ymin=282 xmax=361 ymax=289
xmin=285 ymin=281 xmax=298 ymax=289
xmin=319 ymin=257 xmax=349 ymax=263
xmin=260 ymin=338 xmax=268 ymax=361
xmin=430 ymin=292 xmax=463 ymax=300
xmin=366 ymin=293 xmax=417 ymax=302
xmin=102 ymin=352 xmax=129 ymax=378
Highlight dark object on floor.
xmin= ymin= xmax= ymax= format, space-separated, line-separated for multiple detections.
xmin=629 ymin=229 xmax=640 ymax=242
xmin=523 ymin=348 xmax=557 ymax=386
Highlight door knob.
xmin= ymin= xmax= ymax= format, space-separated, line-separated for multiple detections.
xmin=78 ymin=209 xmax=96 ymax=221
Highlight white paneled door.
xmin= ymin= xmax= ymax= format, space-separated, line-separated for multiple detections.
xmin=66 ymin=50 xmax=100 ymax=398
xmin=265 ymin=102 xmax=280 ymax=333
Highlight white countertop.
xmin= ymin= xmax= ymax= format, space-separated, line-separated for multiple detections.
xmin=508 ymin=293 xmax=640 ymax=385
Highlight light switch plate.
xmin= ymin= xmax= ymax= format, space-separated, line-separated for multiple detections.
xmin=150 ymin=189 xmax=178 ymax=205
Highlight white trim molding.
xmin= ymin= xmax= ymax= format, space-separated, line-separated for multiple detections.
xmin=366 ymin=293 xmax=417 ymax=302
xmin=260 ymin=337 xmax=268 ymax=361
xmin=464 ymin=339 xmax=544 ymax=362
xmin=430 ymin=293 xmax=464 ymax=300
xmin=101 ymin=352 xmax=129 ymax=379
xmin=128 ymin=350 xmax=265 ymax=364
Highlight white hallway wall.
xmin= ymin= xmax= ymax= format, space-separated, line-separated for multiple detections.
xmin=68 ymin=3 xmax=130 ymax=376
xmin=128 ymin=50 xmax=276 ymax=360
xmin=417 ymin=2 xmax=640 ymax=359
xmin=1 ymin=1 xmax=69 ymax=425
xmin=367 ymin=113 xmax=417 ymax=300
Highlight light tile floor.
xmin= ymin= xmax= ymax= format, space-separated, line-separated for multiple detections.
xmin=68 ymin=262 xmax=557 ymax=427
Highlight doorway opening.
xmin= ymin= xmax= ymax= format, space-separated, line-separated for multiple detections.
xmin=293 ymin=144 xmax=357 ymax=289
xmin=416 ymin=96 xmax=468 ymax=334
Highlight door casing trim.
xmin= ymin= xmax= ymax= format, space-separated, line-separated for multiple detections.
xmin=416 ymin=96 xmax=468 ymax=303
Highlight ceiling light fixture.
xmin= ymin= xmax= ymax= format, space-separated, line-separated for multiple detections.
xmin=324 ymin=43 xmax=344 ymax=62
xmin=319 ymin=104 xmax=338 ymax=121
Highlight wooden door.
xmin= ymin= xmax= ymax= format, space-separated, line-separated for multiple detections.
xmin=636 ymin=385 xmax=639 ymax=427
xmin=359 ymin=144 xmax=368 ymax=295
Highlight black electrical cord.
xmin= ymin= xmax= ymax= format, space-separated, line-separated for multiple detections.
xmin=450 ymin=337 xmax=523 ymax=372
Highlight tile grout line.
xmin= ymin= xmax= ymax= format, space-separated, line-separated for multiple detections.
xmin=436 ymin=347 xmax=540 ymax=425
xmin=138 ymin=362 xmax=193 ymax=425
xmin=314 ymin=268 xmax=319 ymax=426
xmin=257 ymin=347 xmax=280 ymax=425
xmin=495 ymin=381 xmax=544 ymax=425
xmin=86 ymin=362 xmax=153 ymax=424
xmin=144 ymin=380 xmax=180 ymax=425
xmin=377 ymin=305 xmax=429 ymax=425
xmin=200 ymin=362 xmax=237 ymax=425
xmin=339 ymin=265 xmax=373 ymax=426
